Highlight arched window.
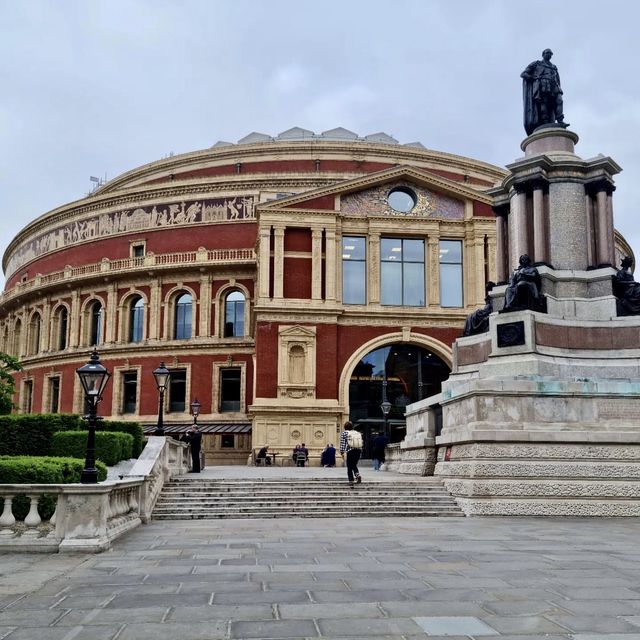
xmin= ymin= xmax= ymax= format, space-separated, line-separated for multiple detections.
xmin=90 ymin=301 xmax=103 ymax=346
xmin=174 ymin=293 xmax=192 ymax=340
xmin=55 ymin=307 xmax=68 ymax=350
xmin=224 ymin=290 xmax=245 ymax=337
xmin=129 ymin=297 xmax=144 ymax=343
xmin=28 ymin=313 xmax=42 ymax=355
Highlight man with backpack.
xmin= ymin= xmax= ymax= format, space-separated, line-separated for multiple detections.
xmin=339 ymin=421 xmax=363 ymax=487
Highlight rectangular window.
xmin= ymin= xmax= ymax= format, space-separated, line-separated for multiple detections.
xmin=132 ymin=244 xmax=145 ymax=258
xmin=220 ymin=368 xmax=241 ymax=412
xmin=169 ymin=370 xmax=186 ymax=412
xmin=23 ymin=380 xmax=33 ymax=413
xmin=342 ymin=236 xmax=366 ymax=304
xmin=49 ymin=377 xmax=60 ymax=413
xmin=439 ymin=240 xmax=463 ymax=307
xmin=122 ymin=372 xmax=137 ymax=414
xmin=380 ymin=238 xmax=425 ymax=306
xmin=221 ymin=434 xmax=235 ymax=448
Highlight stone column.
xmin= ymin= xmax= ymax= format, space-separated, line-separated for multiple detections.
xmin=311 ymin=228 xmax=323 ymax=300
xmin=273 ymin=226 xmax=285 ymax=299
xmin=368 ymin=233 xmax=380 ymax=304
xmin=606 ymin=191 xmax=616 ymax=267
xmin=509 ymin=187 xmax=528 ymax=267
xmin=258 ymin=226 xmax=271 ymax=298
xmin=596 ymin=188 xmax=611 ymax=267
xmin=148 ymin=279 xmax=161 ymax=341
xmin=325 ymin=228 xmax=337 ymax=301
xmin=105 ymin=284 xmax=117 ymax=343
xmin=199 ymin=275 xmax=211 ymax=337
xmin=532 ymin=183 xmax=548 ymax=264
xmin=494 ymin=210 xmax=508 ymax=283
xmin=69 ymin=290 xmax=81 ymax=348
xmin=427 ymin=237 xmax=440 ymax=307
xmin=585 ymin=193 xmax=595 ymax=268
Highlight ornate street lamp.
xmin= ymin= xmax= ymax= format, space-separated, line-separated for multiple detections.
xmin=153 ymin=362 xmax=171 ymax=436
xmin=76 ymin=349 xmax=111 ymax=484
xmin=190 ymin=398 xmax=201 ymax=425
xmin=380 ymin=378 xmax=391 ymax=439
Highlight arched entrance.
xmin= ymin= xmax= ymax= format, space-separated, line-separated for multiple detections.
xmin=348 ymin=342 xmax=450 ymax=457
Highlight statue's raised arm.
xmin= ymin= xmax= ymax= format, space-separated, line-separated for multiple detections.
xmin=522 ymin=49 xmax=567 ymax=135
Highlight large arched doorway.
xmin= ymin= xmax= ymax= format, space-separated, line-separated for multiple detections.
xmin=348 ymin=343 xmax=450 ymax=457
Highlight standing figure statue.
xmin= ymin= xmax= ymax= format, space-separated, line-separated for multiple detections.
xmin=521 ymin=49 xmax=567 ymax=135
xmin=613 ymin=256 xmax=640 ymax=316
xmin=502 ymin=255 xmax=546 ymax=313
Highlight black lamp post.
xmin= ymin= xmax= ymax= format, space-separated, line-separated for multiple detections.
xmin=153 ymin=362 xmax=171 ymax=436
xmin=190 ymin=398 xmax=201 ymax=425
xmin=76 ymin=349 xmax=111 ymax=484
xmin=380 ymin=379 xmax=391 ymax=439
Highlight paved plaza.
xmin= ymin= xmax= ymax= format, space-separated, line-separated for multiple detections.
xmin=3 ymin=504 xmax=640 ymax=639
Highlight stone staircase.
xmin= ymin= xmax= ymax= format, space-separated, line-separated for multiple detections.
xmin=152 ymin=477 xmax=465 ymax=519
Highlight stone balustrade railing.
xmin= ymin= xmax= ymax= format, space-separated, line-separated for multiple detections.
xmin=0 ymin=436 xmax=189 ymax=552
xmin=1 ymin=247 xmax=256 ymax=305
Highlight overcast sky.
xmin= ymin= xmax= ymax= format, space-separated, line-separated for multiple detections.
xmin=1 ymin=0 xmax=639 ymax=286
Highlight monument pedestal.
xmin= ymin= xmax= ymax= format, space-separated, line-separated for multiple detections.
xmin=395 ymin=127 xmax=640 ymax=516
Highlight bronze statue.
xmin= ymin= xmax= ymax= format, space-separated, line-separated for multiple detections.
xmin=502 ymin=255 xmax=546 ymax=313
xmin=613 ymin=256 xmax=640 ymax=316
xmin=463 ymin=282 xmax=495 ymax=337
xmin=521 ymin=49 xmax=567 ymax=135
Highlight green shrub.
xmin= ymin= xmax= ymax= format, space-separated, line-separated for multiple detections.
xmin=0 ymin=414 xmax=83 ymax=456
xmin=51 ymin=431 xmax=134 ymax=466
xmin=99 ymin=421 xmax=144 ymax=457
xmin=0 ymin=456 xmax=107 ymax=520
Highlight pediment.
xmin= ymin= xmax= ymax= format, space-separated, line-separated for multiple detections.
xmin=259 ymin=165 xmax=492 ymax=213
xmin=278 ymin=324 xmax=317 ymax=338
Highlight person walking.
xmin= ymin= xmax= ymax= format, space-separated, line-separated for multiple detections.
xmin=371 ymin=431 xmax=389 ymax=471
xmin=339 ymin=421 xmax=363 ymax=487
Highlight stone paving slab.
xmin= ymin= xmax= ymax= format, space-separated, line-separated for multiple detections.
xmin=3 ymin=516 xmax=640 ymax=638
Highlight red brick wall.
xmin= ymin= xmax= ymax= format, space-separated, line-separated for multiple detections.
xmin=284 ymin=228 xmax=312 ymax=252
xmin=283 ymin=258 xmax=311 ymax=299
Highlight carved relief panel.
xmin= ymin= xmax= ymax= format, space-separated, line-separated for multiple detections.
xmin=277 ymin=325 xmax=316 ymax=399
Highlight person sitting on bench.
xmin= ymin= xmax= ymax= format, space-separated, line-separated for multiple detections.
xmin=256 ymin=445 xmax=271 ymax=465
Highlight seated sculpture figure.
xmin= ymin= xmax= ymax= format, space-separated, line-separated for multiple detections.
xmin=502 ymin=255 xmax=546 ymax=313
xmin=463 ymin=281 xmax=495 ymax=336
xmin=613 ymin=256 xmax=640 ymax=316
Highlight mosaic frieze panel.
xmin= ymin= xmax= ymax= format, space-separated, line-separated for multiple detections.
xmin=6 ymin=196 xmax=256 ymax=277
xmin=340 ymin=183 xmax=464 ymax=219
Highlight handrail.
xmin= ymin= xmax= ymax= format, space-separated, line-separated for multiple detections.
xmin=1 ymin=248 xmax=256 ymax=305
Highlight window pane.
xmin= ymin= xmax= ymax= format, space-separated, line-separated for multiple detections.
xmin=439 ymin=240 xmax=462 ymax=264
xmin=90 ymin=303 xmax=102 ymax=346
xmin=403 ymin=239 xmax=424 ymax=262
xmin=175 ymin=294 xmax=192 ymax=340
xmin=58 ymin=309 xmax=68 ymax=350
xmin=343 ymin=261 xmax=366 ymax=304
xmin=381 ymin=262 xmax=402 ymax=305
xmin=122 ymin=373 xmax=137 ymax=414
xmin=381 ymin=238 xmax=402 ymax=261
xmin=440 ymin=263 xmax=463 ymax=307
xmin=130 ymin=298 xmax=144 ymax=342
xmin=342 ymin=236 xmax=366 ymax=260
xmin=403 ymin=262 xmax=425 ymax=306
xmin=225 ymin=292 xmax=245 ymax=337
xmin=220 ymin=368 xmax=241 ymax=412
xmin=50 ymin=377 xmax=60 ymax=413
xmin=169 ymin=370 xmax=186 ymax=412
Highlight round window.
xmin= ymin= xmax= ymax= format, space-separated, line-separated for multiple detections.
xmin=387 ymin=187 xmax=417 ymax=213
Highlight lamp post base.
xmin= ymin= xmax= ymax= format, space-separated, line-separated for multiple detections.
xmin=80 ymin=468 xmax=98 ymax=484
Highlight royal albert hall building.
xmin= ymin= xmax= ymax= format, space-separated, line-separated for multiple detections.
xmin=0 ymin=127 xmax=632 ymax=465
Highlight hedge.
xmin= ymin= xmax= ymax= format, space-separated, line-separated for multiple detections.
xmin=0 ymin=414 xmax=83 ymax=456
xmin=100 ymin=421 xmax=144 ymax=457
xmin=0 ymin=456 xmax=107 ymax=520
xmin=51 ymin=431 xmax=134 ymax=466
xmin=0 ymin=414 xmax=144 ymax=458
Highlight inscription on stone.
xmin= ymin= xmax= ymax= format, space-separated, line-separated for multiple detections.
xmin=497 ymin=321 xmax=525 ymax=347
xmin=599 ymin=399 xmax=640 ymax=420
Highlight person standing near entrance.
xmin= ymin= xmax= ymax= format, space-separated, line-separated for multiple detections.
xmin=182 ymin=426 xmax=202 ymax=473
xmin=371 ymin=431 xmax=389 ymax=471
xmin=339 ymin=421 xmax=363 ymax=487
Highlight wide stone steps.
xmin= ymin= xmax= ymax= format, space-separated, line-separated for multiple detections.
xmin=152 ymin=477 xmax=464 ymax=519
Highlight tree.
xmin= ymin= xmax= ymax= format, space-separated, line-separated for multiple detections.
xmin=0 ymin=352 xmax=22 ymax=414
